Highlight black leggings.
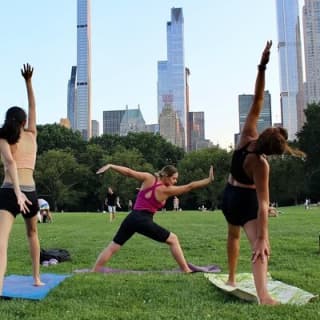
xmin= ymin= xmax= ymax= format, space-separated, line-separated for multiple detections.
xmin=221 ymin=183 xmax=258 ymax=226
xmin=113 ymin=210 xmax=170 ymax=246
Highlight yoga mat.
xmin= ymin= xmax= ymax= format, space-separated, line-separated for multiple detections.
xmin=2 ymin=273 xmax=71 ymax=300
xmin=205 ymin=273 xmax=317 ymax=305
xmin=74 ymin=262 xmax=221 ymax=274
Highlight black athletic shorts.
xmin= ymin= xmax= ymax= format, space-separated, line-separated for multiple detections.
xmin=0 ymin=188 xmax=39 ymax=219
xmin=221 ymin=183 xmax=258 ymax=226
xmin=113 ymin=210 xmax=170 ymax=246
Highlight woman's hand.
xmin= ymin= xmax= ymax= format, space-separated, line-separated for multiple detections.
xmin=17 ymin=192 xmax=32 ymax=214
xmin=251 ymin=238 xmax=270 ymax=263
xmin=260 ymin=41 xmax=272 ymax=66
xmin=96 ymin=164 xmax=111 ymax=174
xmin=21 ymin=63 xmax=34 ymax=82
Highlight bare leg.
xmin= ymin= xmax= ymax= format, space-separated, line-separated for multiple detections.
xmin=0 ymin=211 xmax=15 ymax=295
xmin=24 ymin=216 xmax=44 ymax=287
xmin=243 ymin=220 xmax=278 ymax=305
xmin=226 ymin=224 xmax=241 ymax=286
xmin=166 ymin=233 xmax=192 ymax=273
xmin=92 ymin=241 xmax=121 ymax=272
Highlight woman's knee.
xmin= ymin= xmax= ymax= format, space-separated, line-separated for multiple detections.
xmin=166 ymin=232 xmax=179 ymax=245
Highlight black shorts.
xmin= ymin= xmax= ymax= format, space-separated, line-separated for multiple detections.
xmin=113 ymin=210 xmax=170 ymax=246
xmin=221 ymin=183 xmax=258 ymax=226
xmin=0 ymin=188 xmax=39 ymax=219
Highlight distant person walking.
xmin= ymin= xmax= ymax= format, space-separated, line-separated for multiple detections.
xmin=92 ymin=164 xmax=214 ymax=273
xmin=0 ymin=64 xmax=44 ymax=295
xmin=221 ymin=41 xmax=304 ymax=305
xmin=173 ymin=196 xmax=180 ymax=211
xmin=105 ymin=187 xmax=120 ymax=222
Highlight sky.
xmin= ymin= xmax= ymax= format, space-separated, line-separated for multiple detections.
xmin=0 ymin=0 xmax=305 ymax=149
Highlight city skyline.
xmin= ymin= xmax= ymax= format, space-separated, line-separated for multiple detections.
xmin=1 ymin=1 xmax=306 ymax=149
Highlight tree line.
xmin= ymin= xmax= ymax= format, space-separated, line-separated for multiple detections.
xmin=0 ymin=103 xmax=319 ymax=211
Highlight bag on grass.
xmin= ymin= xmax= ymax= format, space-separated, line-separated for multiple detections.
xmin=40 ymin=248 xmax=71 ymax=263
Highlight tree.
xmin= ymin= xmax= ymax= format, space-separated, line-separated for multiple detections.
xmin=297 ymin=102 xmax=320 ymax=200
xmin=177 ymin=147 xmax=231 ymax=210
xmin=35 ymin=150 xmax=89 ymax=211
xmin=37 ymin=124 xmax=86 ymax=156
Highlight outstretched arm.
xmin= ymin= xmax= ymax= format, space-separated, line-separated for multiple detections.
xmin=241 ymin=41 xmax=272 ymax=140
xmin=96 ymin=164 xmax=150 ymax=182
xmin=0 ymin=140 xmax=31 ymax=213
xmin=160 ymin=166 xmax=214 ymax=199
xmin=21 ymin=63 xmax=36 ymax=135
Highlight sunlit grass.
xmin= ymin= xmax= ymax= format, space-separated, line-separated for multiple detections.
xmin=1 ymin=206 xmax=320 ymax=319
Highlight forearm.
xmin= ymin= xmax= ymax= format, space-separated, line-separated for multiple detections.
xmin=108 ymin=164 xmax=132 ymax=177
xmin=26 ymin=81 xmax=36 ymax=130
xmin=253 ymin=67 xmax=265 ymax=101
xmin=7 ymin=161 xmax=21 ymax=197
xmin=189 ymin=177 xmax=212 ymax=191
xmin=256 ymin=205 xmax=269 ymax=240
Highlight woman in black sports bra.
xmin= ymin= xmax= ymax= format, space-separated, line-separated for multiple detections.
xmin=221 ymin=41 xmax=304 ymax=305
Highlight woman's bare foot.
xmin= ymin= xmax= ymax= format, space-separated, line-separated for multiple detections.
xmin=259 ymin=296 xmax=280 ymax=305
xmin=225 ymin=280 xmax=236 ymax=287
xmin=33 ymin=279 xmax=45 ymax=286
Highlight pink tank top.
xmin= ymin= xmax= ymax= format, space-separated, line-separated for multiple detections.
xmin=134 ymin=179 xmax=165 ymax=214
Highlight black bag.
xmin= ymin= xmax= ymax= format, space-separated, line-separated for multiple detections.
xmin=40 ymin=248 xmax=71 ymax=263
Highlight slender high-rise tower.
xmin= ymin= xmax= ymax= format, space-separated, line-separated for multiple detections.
xmin=303 ymin=0 xmax=320 ymax=106
xmin=276 ymin=0 xmax=304 ymax=139
xmin=67 ymin=66 xmax=77 ymax=130
xmin=157 ymin=8 xmax=187 ymax=149
xmin=76 ymin=0 xmax=92 ymax=140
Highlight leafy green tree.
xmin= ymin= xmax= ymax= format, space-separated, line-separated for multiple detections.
xmin=269 ymin=155 xmax=305 ymax=205
xmin=296 ymin=102 xmax=320 ymax=200
xmin=35 ymin=150 xmax=89 ymax=211
xmin=177 ymin=147 xmax=231 ymax=210
xmin=37 ymin=124 xmax=86 ymax=155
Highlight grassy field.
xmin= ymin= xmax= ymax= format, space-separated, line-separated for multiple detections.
xmin=1 ymin=206 xmax=319 ymax=319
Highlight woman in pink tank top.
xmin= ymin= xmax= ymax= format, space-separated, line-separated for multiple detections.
xmin=92 ymin=163 xmax=214 ymax=273
xmin=0 ymin=64 xmax=44 ymax=296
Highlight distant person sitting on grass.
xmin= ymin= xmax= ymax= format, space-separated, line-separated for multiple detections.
xmin=92 ymin=163 xmax=214 ymax=273
xmin=38 ymin=198 xmax=53 ymax=223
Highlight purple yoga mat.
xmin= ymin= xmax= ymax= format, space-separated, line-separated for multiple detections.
xmin=74 ymin=263 xmax=221 ymax=274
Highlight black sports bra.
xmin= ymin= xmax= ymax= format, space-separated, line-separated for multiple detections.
xmin=230 ymin=142 xmax=257 ymax=185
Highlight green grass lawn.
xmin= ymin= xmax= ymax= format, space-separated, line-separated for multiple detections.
xmin=1 ymin=207 xmax=320 ymax=319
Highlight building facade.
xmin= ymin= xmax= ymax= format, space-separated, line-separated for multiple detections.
xmin=157 ymin=8 xmax=187 ymax=149
xmin=238 ymin=91 xmax=272 ymax=133
xmin=76 ymin=0 xmax=92 ymax=140
xmin=67 ymin=66 xmax=77 ymax=130
xmin=303 ymin=0 xmax=320 ymax=108
xmin=276 ymin=0 xmax=304 ymax=139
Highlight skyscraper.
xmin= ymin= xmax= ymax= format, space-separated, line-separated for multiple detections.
xmin=67 ymin=66 xmax=77 ymax=130
xmin=76 ymin=0 xmax=92 ymax=140
xmin=276 ymin=0 xmax=304 ymax=139
xmin=157 ymin=8 xmax=187 ymax=149
xmin=303 ymin=0 xmax=320 ymax=106
xmin=238 ymin=91 xmax=272 ymax=133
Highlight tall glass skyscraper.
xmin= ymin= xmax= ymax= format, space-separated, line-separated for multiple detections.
xmin=76 ymin=0 xmax=92 ymax=140
xmin=303 ymin=0 xmax=320 ymax=105
xmin=157 ymin=8 xmax=187 ymax=149
xmin=276 ymin=0 xmax=304 ymax=139
xmin=238 ymin=91 xmax=272 ymax=133
xmin=67 ymin=66 xmax=77 ymax=130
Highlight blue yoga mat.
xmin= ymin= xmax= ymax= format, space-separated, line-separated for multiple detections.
xmin=2 ymin=273 xmax=71 ymax=300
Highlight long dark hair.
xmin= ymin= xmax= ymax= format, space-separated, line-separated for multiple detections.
xmin=255 ymin=127 xmax=305 ymax=157
xmin=0 ymin=106 xmax=26 ymax=144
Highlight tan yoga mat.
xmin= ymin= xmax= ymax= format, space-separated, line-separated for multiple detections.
xmin=205 ymin=273 xmax=317 ymax=305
